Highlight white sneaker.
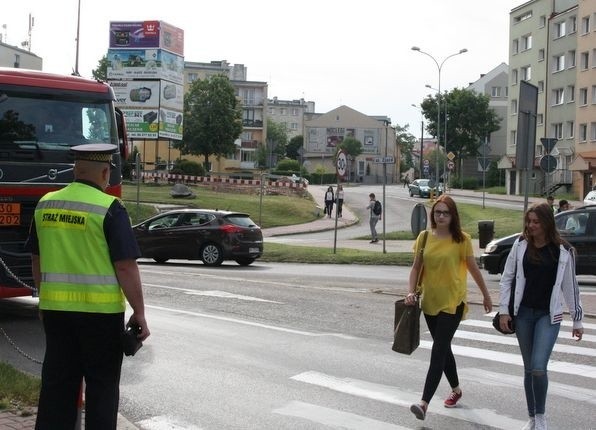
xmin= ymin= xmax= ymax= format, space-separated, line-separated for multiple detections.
xmin=534 ymin=414 xmax=547 ymax=430
xmin=521 ymin=417 xmax=535 ymax=430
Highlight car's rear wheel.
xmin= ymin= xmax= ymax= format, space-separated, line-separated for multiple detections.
xmin=201 ymin=243 xmax=224 ymax=266
xmin=235 ymin=257 xmax=255 ymax=266
xmin=154 ymin=257 xmax=169 ymax=264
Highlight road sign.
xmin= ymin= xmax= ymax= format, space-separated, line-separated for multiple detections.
xmin=373 ymin=156 xmax=395 ymax=164
xmin=540 ymin=137 xmax=558 ymax=155
xmin=477 ymin=157 xmax=491 ymax=172
xmin=447 ymin=152 xmax=455 ymax=161
xmin=447 ymin=160 xmax=455 ymax=170
xmin=540 ymin=154 xmax=557 ymax=173
xmin=336 ymin=150 xmax=347 ymax=178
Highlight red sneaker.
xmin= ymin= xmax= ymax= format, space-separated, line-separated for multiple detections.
xmin=444 ymin=390 xmax=462 ymax=408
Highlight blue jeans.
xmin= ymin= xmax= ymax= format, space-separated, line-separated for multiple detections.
xmin=515 ymin=305 xmax=560 ymax=416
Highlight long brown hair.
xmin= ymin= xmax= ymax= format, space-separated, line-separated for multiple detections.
xmin=430 ymin=195 xmax=465 ymax=243
xmin=523 ymin=202 xmax=568 ymax=261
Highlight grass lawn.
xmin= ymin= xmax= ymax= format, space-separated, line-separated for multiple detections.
xmin=0 ymin=362 xmax=39 ymax=412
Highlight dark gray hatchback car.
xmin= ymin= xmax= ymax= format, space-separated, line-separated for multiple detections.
xmin=133 ymin=209 xmax=263 ymax=266
xmin=480 ymin=205 xmax=596 ymax=275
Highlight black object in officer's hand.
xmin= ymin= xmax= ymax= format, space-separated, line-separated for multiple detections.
xmin=122 ymin=323 xmax=143 ymax=356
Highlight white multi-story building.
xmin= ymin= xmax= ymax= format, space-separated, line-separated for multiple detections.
xmin=267 ymin=97 xmax=315 ymax=139
xmin=504 ymin=0 xmax=596 ymax=197
xmin=0 ymin=40 xmax=42 ymax=70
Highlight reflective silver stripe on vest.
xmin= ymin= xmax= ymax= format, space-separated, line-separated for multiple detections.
xmin=41 ymin=273 xmax=119 ymax=285
xmin=37 ymin=200 xmax=109 ymax=216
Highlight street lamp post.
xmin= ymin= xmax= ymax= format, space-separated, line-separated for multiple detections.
xmin=411 ymin=104 xmax=424 ymax=178
xmin=412 ymin=46 xmax=467 ymax=184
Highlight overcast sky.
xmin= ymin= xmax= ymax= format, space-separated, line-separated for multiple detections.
xmin=4 ymin=0 xmax=523 ymax=137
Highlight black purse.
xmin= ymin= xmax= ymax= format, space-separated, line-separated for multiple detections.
xmin=492 ymin=259 xmax=517 ymax=334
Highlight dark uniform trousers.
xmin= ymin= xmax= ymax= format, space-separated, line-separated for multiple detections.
xmin=35 ymin=310 xmax=124 ymax=430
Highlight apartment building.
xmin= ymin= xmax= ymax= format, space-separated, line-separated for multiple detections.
xmin=267 ymin=97 xmax=315 ymax=139
xmin=505 ymin=0 xmax=596 ymax=197
xmin=466 ymin=62 xmax=509 ymax=180
xmin=0 ymin=40 xmax=42 ymax=70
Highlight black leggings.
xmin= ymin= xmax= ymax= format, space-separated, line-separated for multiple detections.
xmin=421 ymin=302 xmax=464 ymax=403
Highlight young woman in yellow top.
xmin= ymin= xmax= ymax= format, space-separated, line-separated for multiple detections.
xmin=405 ymin=195 xmax=493 ymax=421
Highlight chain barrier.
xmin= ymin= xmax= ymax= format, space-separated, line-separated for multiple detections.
xmin=0 ymin=255 xmax=42 ymax=364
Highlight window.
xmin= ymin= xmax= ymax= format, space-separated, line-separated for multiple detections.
xmin=187 ymin=72 xmax=198 ymax=82
xmin=14 ymin=54 xmax=20 ymax=68
xmin=522 ymin=66 xmax=532 ymax=80
xmin=569 ymin=16 xmax=577 ymax=33
xmin=291 ymin=108 xmax=298 ymax=116
xmin=537 ymin=113 xmax=544 ymax=125
xmin=566 ymin=121 xmax=575 ymax=138
xmin=512 ymin=39 xmax=519 ymax=55
xmin=280 ymin=108 xmax=287 ymax=115
xmin=581 ymin=16 xmax=590 ymax=34
xmin=290 ymin=123 xmax=298 ymax=130
xmin=553 ymin=88 xmax=564 ymax=105
xmin=510 ymin=130 xmax=517 ymax=146
xmin=555 ymin=21 xmax=566 ymax=38
xmin=553 ymin=54 xmax=565 ymax=72
xmin=522 ymin=34 xmax=532 ymax=50
xmin=592 ymin=86 xmax=596 ymax=104
xmin=580 ymin=88 xmax=588 ymax=105
xmin=591 ymin=123 xmax=596 ymax=141
xmin=268 ymin=107 xmax=275 ymax=115
xmin=580 ymin=52 xmax=589 ymax=70
xmin=579 ymin=124 xmax=587 ymax=142
xmin=491 ymin=86 xmax=501 ymax=97
xmin=593 ymin=49 xmax=596 ymax=68
xmin=568 ymin=50 xmax=576 ymax=68
xmin=538 ymin=49 xmax=545 ymax=61
xmin=567 ymin=85 xmax=575 ymax=102
xmin=511 ymin=99 xmax=518 ymax=114
xmin=512 ymin=69 xmax=519 ymax=85
xmin=515 ymin=11 xmax=533 ymax=23
xmin=538 ymin=80 xmax=544 ymax=92
xmin=553 ymin=123 xmax=563 ymax=139
xmin=539 ymin=15 xmax=546 ymax=27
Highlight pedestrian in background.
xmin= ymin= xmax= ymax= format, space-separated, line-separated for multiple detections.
xmin=336 ymin=184 xmax=344 ymax=218
xmin=546 ymin=195 xmax=555 ymax=213
xmin=366 ymin=193 xmax=381 ymax=243
xmin=556 ymin=199 xmax=570 ymax=213
xmin=28 ymin=144 xmax=150 ymax=430
xmin=498 ymin=202 xmax=583 ymax=430
xmin=406 ymin=195 xmax=492 ymax=421
xmin=324 ymin=186 xmax=335 ymax=218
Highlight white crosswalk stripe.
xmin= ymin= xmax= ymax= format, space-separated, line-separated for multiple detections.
xmin=275 ymin=314 xmax=596 ymax=429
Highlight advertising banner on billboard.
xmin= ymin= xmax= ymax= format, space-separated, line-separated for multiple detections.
xmin=110 ymin=80 xmax=160 ymax=107
xmin=159 ymin=81 xmax=183 ymax=111
xmin=109 ymin=21 xmax=184 ymax=56
xmin=158 ymin=107 xmax=183 ymax=140
xmin=107 ymin=49 xmax=184 ymax=84
xmin=121 ymin=108 xmax=160 ymax=139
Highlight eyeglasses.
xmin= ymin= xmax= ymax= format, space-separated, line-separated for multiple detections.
xmin=434 ymin=210 xmax=451 ymax=217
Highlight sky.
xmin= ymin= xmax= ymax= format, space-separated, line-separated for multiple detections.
xmin=3 ymin=0 xmax=524 ymax=137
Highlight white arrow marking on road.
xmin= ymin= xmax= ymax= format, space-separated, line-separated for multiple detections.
xmin=273 ymin=401 xmax=410 ymax=430
xmin=290 ymin=371 xmax=526 ymax=429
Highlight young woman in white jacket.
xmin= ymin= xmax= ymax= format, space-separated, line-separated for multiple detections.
xmin=498 ymin=202 xmax=583 ymax=430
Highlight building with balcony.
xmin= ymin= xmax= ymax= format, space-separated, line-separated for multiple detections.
xmin=267 ymin=97 xmax=315 ymax=139
xmin=504 ymin=0 xmax=596 ymax=197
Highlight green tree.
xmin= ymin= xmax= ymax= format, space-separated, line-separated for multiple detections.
xmin=266 ymin=118 xmax=288 ymax=165
xmin=337 ymin=136 xmax=363 ymax=158
xmin=286 ymin=135 xmax=303 ymax=160
xmin=91 ymin=55 xmax=109 ymax=81
xmin=395 ymin=124 xmax=416 ymax=174
xmin=421 ymin=88 xmax=500 ymax=174
xmin=174 ymin=75 xmax=243 ymax=171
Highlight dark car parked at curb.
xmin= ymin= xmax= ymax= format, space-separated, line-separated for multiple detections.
xmin=480 ymin=205 xmax=596 ymax=275
xmin=133 ymin=209 xmax=263 ymax=266
xmin=408 ymin=179 xmax=443 ymax=198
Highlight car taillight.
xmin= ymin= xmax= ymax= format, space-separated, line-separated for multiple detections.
xmin=219 ymin=225 xmax=244 ymax=234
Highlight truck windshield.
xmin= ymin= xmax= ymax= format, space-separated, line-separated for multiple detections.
xmin=0 ymin=90 xmax=117 ymax=155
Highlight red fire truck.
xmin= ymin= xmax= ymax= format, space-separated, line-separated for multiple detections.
xmin=0 ymin=68 xmax=129 ymax=299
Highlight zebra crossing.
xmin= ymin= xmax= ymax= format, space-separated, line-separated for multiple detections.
xmin=272 ymin=314 xmax=596 ymax=429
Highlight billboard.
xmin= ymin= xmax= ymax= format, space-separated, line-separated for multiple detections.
xmin=106 ymin=49 xmax=184 ymax=84
xmin=109 ymin=21 xmax=184 ymax=56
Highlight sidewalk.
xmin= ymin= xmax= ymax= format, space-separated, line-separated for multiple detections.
xmin=263 ymin=184 xmax=596 ymax=318
xmin=0 ymin=409 xmax=138 ymax=429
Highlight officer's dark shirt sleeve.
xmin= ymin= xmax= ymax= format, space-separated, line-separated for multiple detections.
xmin=104 ymin=199 xmax=141 ymax=262
xmin=26 ymin=219 xmax=39 ymax=255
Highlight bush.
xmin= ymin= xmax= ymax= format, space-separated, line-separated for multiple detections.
xmin=170 ymin=159 xmax=205 ymax=177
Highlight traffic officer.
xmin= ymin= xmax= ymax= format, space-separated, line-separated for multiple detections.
xmin=28 ymin=143 xmax=150 ymax=430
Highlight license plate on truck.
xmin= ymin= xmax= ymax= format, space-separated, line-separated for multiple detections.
xmin=0 ymin=203 xmax=20 ymax=226
xmin=249 ymin=247 xmax=259 ymax=254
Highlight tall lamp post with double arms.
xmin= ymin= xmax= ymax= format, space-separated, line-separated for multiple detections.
xmin=411 ymin=46 xmax=467 ymax=184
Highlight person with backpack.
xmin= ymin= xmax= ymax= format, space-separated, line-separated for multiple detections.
xmin=366 ymin=193 xmax=382 ymax=243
